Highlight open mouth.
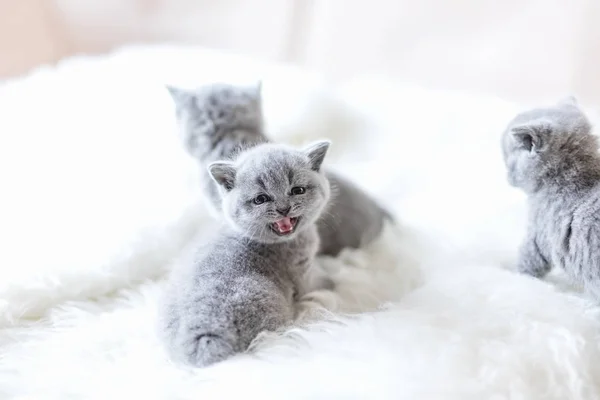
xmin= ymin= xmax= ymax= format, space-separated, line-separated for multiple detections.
xmin=270 ymin=216 xmax=300 ymax=236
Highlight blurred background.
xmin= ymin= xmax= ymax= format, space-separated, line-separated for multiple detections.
xmin=1 ymin=0 xmax=598 ymax=104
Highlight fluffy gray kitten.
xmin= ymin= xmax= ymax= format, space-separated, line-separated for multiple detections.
xmin=158 ymin=140 xmax=331 ymax=367
xmin=502 ymin=97 xmax=600 ymax=299
xmin=167 ymin=82 xmax=392 ymax=256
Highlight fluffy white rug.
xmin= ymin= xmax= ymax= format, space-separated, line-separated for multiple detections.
xmin=1 ymin=45 xmax=600 ymax=399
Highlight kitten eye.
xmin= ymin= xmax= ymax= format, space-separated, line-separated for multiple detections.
xmin=290 ymin=187 xmax=306 ymax=195
xmin=253 ymin=194 xmax=271 ymax=205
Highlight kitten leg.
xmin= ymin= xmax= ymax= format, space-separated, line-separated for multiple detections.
xmin=294 ymin=263 xmax=340 ymax=322
xmin=517 ymin=235 xmax=551 ymax=278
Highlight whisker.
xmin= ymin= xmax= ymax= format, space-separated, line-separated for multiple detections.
xmin=245 ymin=223 xmax=260 ymax=240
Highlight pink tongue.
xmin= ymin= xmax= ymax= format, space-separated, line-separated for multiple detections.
xmin=275 ymin=217 xmax=294 ymax=233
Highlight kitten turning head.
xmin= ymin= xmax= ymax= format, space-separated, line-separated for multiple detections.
xmin=501 ymin=97 xmax=598 ymax=193
xmin=166 ymin=82 xmax=264 ymax=159
xmin=208 ymin=141 xmax=331 ymax=243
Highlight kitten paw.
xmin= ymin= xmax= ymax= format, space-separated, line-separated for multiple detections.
xmin=295 ymin=289 xmax=339 ymax=322
xmin=185 ymin=333 xmax=235 ymax=367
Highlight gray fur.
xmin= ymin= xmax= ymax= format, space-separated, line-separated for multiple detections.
xmin=167 ymin=82 xmax=393 ymax=256
xmin=158 ymin=142 xmax=331 ymax=367
xmin=501 ymin=97 xmax=600 ymax=300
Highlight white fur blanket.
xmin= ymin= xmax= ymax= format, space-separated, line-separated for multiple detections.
xmin=1 ymin=45 xmax=600 ymax=400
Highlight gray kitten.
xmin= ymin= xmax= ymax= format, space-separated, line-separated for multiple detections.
xmin=158 ymin=140 xmax=331 ymax=367
xmin=502 ymin=97 xmax=600 ymax=299
xmin=167 ymin=82 xmax=392 ymax=256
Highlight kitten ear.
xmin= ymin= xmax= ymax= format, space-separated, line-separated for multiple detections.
xmin=245 ymin=81 xmax=262 ymax=101
xmin=303 ymin=140 xmax=331 ymax=171
xmin=511 ymin=123 xmax=550 ymax=152
xmin=166 ymin=85 xmax=194 ymax=108
xmin=208 ymin=161 xmax=236 ymax=191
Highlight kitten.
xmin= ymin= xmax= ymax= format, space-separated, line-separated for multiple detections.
xmin=502 ymin=97 xmax=600 ymax=299
xmin=167 ymin=82 xmax=393 ymax=256
xmin=158 ymin=140 xmax=331 ymax=367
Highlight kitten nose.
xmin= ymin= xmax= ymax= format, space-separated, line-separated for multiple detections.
xmin=276 ymin=206 xmax=291 ymax=216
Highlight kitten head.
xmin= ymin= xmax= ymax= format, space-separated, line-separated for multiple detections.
xmin=208 ymin=141 xmax=331 ymax=243
xmin=501 ymin=97 xmax=597 ymax=193
xmin=166 ymin=82 xmax=263 ymax=159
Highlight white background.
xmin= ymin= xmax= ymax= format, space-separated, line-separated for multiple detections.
xmin=1 ymin=0 xmax=599 ymax=104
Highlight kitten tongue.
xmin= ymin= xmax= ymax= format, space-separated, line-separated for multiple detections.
xmin=274 ymin=217 xmax=294 ymax=233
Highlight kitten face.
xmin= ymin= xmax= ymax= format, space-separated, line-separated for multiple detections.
xmin=209 ymin=141 xmax=331 ymax=243
xmin=501 ymin=97 xmax=595 ymax=192
xmin=167 ymin=83 xmax=263 ymax=158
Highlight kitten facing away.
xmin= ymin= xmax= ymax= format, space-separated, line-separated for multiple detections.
xmin=167 ymin=83 xmax=392 ymax=256
xmin=502 ymin=97 xmax=600 ymax=300
xmin=158 ymin=140 xmax=331 ymax=367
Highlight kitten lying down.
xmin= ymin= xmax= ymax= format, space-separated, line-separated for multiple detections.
xmin=158 ymin=140 xmax=331 ymax=367
xmin=167 ymin=82 xmax=393 ymax=257
xmin=502 ymin=97 xmax=600 ymax=301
